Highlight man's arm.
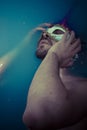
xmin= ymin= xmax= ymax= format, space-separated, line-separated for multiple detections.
xmin=23 ymin=31 xmax=81 ymax=130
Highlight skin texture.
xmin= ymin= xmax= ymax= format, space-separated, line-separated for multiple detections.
xmin=23 ymin=30 xmax=87 ymax=130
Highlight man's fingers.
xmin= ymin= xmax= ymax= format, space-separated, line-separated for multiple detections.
xmin=71 ymin=38 xmax=81 ymax=50
xmin=61 ymin=31 xmax=69 ymax=42
xmin=38 ymin=23 xmax=52 ymax=27
xmin=71 ymin=45 xmax=81 ymax=57
xmin=61 ymin=58 xmax=74 ymax=68
xmin=35 ymin=27 xmax=46 ymax=31
xmin=44 ymin=23 xmax=52 ymax=27
xmin=63 ymin=58 xmax=73 ymax=65
xmin=66 ymin=60 xmax=74 ymax=67
xmin=61 ymin=31 xmax=75 ymax=44
xmin=67 ymin=31 xmax=75 ymax=45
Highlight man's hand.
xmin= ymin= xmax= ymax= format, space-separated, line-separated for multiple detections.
xmin=34 ymin=23 xmax=53 ymax=32
xmin=49 ymin=31 xmax=81 ymax=68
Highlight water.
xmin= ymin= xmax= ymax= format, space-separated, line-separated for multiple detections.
xmin=0 ymin=0 xmax=87 ymax=130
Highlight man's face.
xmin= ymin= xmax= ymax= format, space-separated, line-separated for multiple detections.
xmin=36 ymin=25 xmax=66 ymax=59
xmin=36 ymin=32 xmax=55 ymax=59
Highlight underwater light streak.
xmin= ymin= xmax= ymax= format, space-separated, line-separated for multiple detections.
xmin=0 ymin=27 xmax=38 ymax=75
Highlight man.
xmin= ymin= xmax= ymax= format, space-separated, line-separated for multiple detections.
xmin=23 ymin=24 xmax=87 ymax=130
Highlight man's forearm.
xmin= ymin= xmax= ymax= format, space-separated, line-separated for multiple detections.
xmin=30 ymin=51 xmax=68 ymax=99
xmin=24 ymin=51 xmax=70 ymax=129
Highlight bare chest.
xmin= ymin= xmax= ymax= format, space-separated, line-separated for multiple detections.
xmin=60 ymin=78 xmax=87 ymax=130
xmin=62 ymin=77 xmax=87 ymax=107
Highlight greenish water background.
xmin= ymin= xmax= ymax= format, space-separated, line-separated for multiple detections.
xmin=0 ymin=0 xmax=87 ymax=129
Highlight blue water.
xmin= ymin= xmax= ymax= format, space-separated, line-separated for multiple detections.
xmin=0 ymin=0 xmax=87 ymax=130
